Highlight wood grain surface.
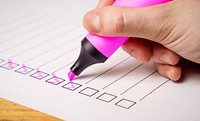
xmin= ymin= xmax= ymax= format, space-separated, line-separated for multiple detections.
xmin=0 ymin=98 xmax=63 ymax=121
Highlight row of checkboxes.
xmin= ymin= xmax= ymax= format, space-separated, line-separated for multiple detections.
xmin=64 ymin=85 xmax=136 ymax=109
xmin=0 ymin=59 xmax=136 ymax=109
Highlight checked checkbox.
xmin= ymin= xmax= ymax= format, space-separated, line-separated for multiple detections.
xmin=30 ymin=68 xmax=49 ymax=80
xmin=0 ymin=59 xmax=18 ymax=70
xmin=46 ymin=73 xmax=65 ymax=85
xmin=62 ymin=82 xmax=81 ymax=91
xmin=15 ymin=64 xmax=33 ymax=74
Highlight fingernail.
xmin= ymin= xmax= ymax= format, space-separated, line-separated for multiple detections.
xmin=88 ymin=13 xmax=100 ymax=33
xmin=166 ymin=70 xmax=173 ymax=80
xmin=131 ymin=50 xmax=143 ymax=63
xmin=159 ymin=52 xmax=172 ymax=64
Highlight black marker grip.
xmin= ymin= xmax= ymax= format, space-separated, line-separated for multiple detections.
xmin=70 ymin=37 xmax=107 ymax=76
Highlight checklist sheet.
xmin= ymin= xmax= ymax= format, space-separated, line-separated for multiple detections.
xmin=0 ymin=0 xmax=200 ymax=121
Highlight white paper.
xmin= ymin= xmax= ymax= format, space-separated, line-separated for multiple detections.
xmin=0 ymin=0 xmax=200 ymax=121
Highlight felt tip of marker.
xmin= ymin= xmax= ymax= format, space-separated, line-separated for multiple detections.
xmin=68 ymin=70 xmax=75 ymax=81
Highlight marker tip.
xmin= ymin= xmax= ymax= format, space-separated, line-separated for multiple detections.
xmin=68 ymin=71 xmax=75 ymax=81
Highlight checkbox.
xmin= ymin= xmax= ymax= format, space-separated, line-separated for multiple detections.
xmin=79 ymin=87 xmax=99 ymax=97
xmin=46 ymin=76 xmax=65 ymax=85
xmin=115 ymin=99 xmax=136 ymax=109
xmin=97 ymin=93 xmax=117 ymax=103
xmin=15 ymin=66 xmax=34 ymax=75
xmin=0 ymin=62 xmax=19 ymax=70
xmin=30 ymin=71 xmax=49 ymax=80
xmin=62 ymin=82 xmax=81 ymax=91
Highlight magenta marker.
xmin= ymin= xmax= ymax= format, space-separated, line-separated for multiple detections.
xmin=68 ymin=0 xmax=171 ymax=80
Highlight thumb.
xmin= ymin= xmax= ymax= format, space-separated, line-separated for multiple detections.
xmin=83 ymin=2 xmax=175 ymax=44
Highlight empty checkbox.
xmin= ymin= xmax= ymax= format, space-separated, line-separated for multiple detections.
xmin=15 ymin=66 xmax=33 ymax=75
xmin=46 ymin=76 xmax=65 ymax=85
xmin=0 ymin=62 xmax=19 ymax=70
xmin=79 ymin=87 xmax=99 ymax=97
xmin=115 ymin=99 xmax=136 ymax=109
xmin=97 ymin=93 xmax=117 ymax=103
xmin=62 ymin=82 xmax=81 ymax=91
xmin=30 ymin=71 xmax=49 ymax=80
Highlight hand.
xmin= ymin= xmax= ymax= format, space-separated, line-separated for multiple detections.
xmin=83 ymin=0 xmax=200 ymax=81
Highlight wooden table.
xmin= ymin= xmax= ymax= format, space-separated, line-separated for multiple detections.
xmin=0 ymin=98 xmax=63 ymax=121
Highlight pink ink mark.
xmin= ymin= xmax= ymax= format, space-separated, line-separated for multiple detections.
xmin=7 ymin=59 xmax=13 ymax=69
xmin=22 ymin=64 xmax=28 ymax=72
xmin=51 ymin=72 xmax=60 ymax=84
xmin=68 ymin=71 xmax=75 ymax=81
xmin=35 ymin=68 xmax=43 ymax=77
xmin=69 ymin=81 xmax=75 ymax=88
xmin=67 ymin=71 xmax=75 ymax=88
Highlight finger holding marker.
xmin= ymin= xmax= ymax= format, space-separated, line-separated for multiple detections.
xmin=83 ymin=0 xmax=200 ymax=81
xmin=69 ymin=0 xmax=172 ymax=81
xmin=121 ymin=38 xmax=181 ymax=81
xmin=83 ymin=0 xmax=187 ymax=81
xmin=122 ymin=38 xmax=152 ymax=64
xmin=151 ymin=43 xmax=180 ymax=65
xmin=151 ymin=43 xmax=181 ymax=81
xmin=154 ymin=63 xmax=181 ymax=81
xmin=83 ymin=2 xmax=173 ymax=39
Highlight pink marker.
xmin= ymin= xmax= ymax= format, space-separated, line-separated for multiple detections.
xmin=68 ymin=0 xmax=171 ymax=80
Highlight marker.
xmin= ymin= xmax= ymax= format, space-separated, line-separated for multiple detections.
xmin=68 ymin=0 xmax=171 ymax=81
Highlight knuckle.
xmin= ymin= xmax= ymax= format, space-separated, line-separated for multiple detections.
xmin=109 ymin=8 xmax=147 ymax=36
xmin=111 ymin=11 xmax=126 ymax=34
xmin=152 ymin=4 xmax=177 ymax=43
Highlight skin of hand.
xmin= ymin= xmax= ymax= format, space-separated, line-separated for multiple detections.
xmin=82 ymin=0 xmax=200 ymax=81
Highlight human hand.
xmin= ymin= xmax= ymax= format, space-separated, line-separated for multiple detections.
xmin=83 ymin=0 xmax=200 ymax=81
